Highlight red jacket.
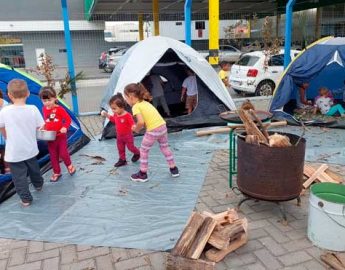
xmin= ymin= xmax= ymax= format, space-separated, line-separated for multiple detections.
xmin=109 ymin=112 xmax=134 ymax=136
xmin=43 ymin=105 xmax=71 ymax=134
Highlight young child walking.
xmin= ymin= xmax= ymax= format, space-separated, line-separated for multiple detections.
xmin=39 ymin=86 xmax=76 ymax=182
xmin=124 ymin=83 xmax=179 ymax=182
xmin=314 ymin=87 xmax=345 ymax=116
xmin=0 ymin=79 xmax=44 ymax=207
xmin=101 ymin=93 xmax=140 ymax=167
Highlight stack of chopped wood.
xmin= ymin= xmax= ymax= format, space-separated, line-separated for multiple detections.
xmin=301 ymin=163 xmax=343 ymax=194
xmin=321 ymin=252 xmax=345 ymax=270
xmin=167 ymin=209 xmax=248 ymax=270
xmin=238 ymin=109 xmax=291 ymax=147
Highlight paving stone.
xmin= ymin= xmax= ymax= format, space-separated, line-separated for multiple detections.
xmin=0 ymin=259 xmax=7 ymax=269
xmin=28 ymin=241 xmax=44 ymax=253
xmin=249 ymin=228 xmax=268 ymax=240
xmin=134 ymin=266 xmax=152 ymax=270
xmin=114 ymin=256 xmax=149 ymax=270
xmin=257 ymin=237 xmax=287 ymax=256
xmin=281 ymin=266 xmax=307 ymax=270
xmin=248 ymin=210 xmax=276 ymax=221
xmin=61 ymin=245 xmax=77 ymax=264
xmin=61 ymin=258 xmax=95 ymax=270
xmin=263 ymin=225 xmax=290 ymax=243
xmin=289 ymin=219 xmax=308 ymax=230
xmin=254 ymin=248 xmax=283 ymax=270
xmin=305 ymin=247 xmax=323 ymax=261
xmin=268 ymin=217 xmax=295 ymax=233
xmin=303 ymin=259 xmax=327 ymax=270
xmin=96 ymin=254 xmax=114 ymax=270
xmin=148 ymin=252 xmax=166 ymax=270
xmin=248 ymin=220 xmax=271 ymax=230
xmin=285 ymin=229 xmax=307 ymax=240
xmin=7 ymin=261 xmax=41 ymax=270
xmin=26 ymin=248 xmax=60 ymax=262
xmin=77 ymin=247 xmax=110 ymax=260
xmin=127 ymin=249 xmax=153 ymax=258
xmin=9 ymin=247 xmax=27 ymax=266
xmin=224 ymin=252 xmax=246 ymax=268
xmin=10 ymin=241 xmax=28 ymax=249
xmin=76 ymin=245 xmax=92 ymax=252
xmin=215 ymin=261 xmax=228 ymax=270
xmin=282 ymin=239 xmax=313 ymax=252
xmin=236 ymin=253 xmax=257 ymax=265
xmin=0 ymin=250 xmax=10 ymax=260
xmin=201 ymin=195 xmax=219 ymax=207
xmin=44 ymin=242 xmax=66 ymax=250
xmin=111 ymin=248 xmax=130 ymax=263
xmin=235 ymin=240 xmax=263 ymax=254
xmin=43 ymin=257 xmax=59 ymax=270
xmin=278 ymin=251 xmax=313 ymax=266
xmin=243 ymin=262 xmax=266 ymax=270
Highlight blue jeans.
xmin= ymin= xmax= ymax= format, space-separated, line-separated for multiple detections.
xmin=326 ymin=104 xmax=345 ymax=116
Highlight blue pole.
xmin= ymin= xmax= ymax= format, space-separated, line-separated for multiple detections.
xmin=284 ymin=0 xmax=296 ymax=69
xmin=61 ymin=0 xmax=79 ymax=115
xmin=184 ymin=0 xmax=192 ymax=46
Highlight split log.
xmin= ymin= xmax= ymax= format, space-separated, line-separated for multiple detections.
xmin=325 ymin=169 xmax=343 ymax=183
xmin=245 ymin=135 xmax=260 ymax=145
xmin=321 ymin=253 xmax=345 ymax=270
xmin=304 ymin=164 xmax=340 ymax=183
xmin=238 ymin=109 xmax=268 ymax=144
xmin=248 ymin=109 xmax=270 ymax=141
xmin=202 ymin=209 xmax=239 ymax=226
xmin=186 ymin=217 xmax=217 ymax=259
xmin=166 ymin=254 xmax=215 ymax=270
xmin=171 ymin=212 xmax=205 ymax=256
xmin=303 ymin=164 xmax=328 ymax=189
xmin=205 ymin=233 xmax=248 ymax=263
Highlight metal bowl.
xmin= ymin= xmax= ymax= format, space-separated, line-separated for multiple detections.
xmin=36 ymin=130 xmax=56 ymax=141
xmin=219 ymin=110 xmax=273 ymax=124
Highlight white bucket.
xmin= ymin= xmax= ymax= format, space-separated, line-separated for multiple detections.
xmin=308 ymin=183 xmax=345 ymax=251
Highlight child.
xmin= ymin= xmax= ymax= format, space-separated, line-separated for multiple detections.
xmin=314 ymin=87 xmax=345 ymax=116
xmin=0 ymin=79 xmax=44 ymax=207
xmin=39 ymin=86 xmax=76 ymax=182
xmin=0 ymin=89 xmax=10 ymax=174
xmin=124 ymin=83 xmax=179 ymax=182
xmin=181 ymin=69 xmax=198 ymax=114
xmin=101 ymin=93 xmax=140 ymax=167
xmin=218 ymin=61 xmax=231 ymax=88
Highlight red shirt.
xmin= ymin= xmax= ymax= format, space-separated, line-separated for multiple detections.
xmin=43 ymin=105 xmax=71 ymax=133
xmin=109 ymin=112 xmax=134 ymax=136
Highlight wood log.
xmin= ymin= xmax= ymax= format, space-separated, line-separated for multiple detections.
xmin=248 ymin=109 xmax=270 ymax=141
xmin=166 ymin=254 xmax=215 ymax=270
xmin=325 ymin=169 xmax=343 ymax=183
xmin=195 ymin=121 xmax=287 ymax=137
xmin=245 ymin=135 xmax=260 ymax=145
xmin=238 ymin=109 xmax=268 ymax=144
xmin=186 ymin=217 xmax=217 ymax=259
xmin=320 ymin=253 xmax=345 ymax=270
xmin=334 ymin=253 xmax=345 ymax=267
xmin=202 ymin=209 xmax=239 ymax=226
xmin=304 ymin=164 xmax=340 ymax=183
xmin=171 ymin=212 xmax=205 ymax=256
xmin=205 ymin=233 xmax=248 ymax=263
xmin=303 ymin=164 xmax=328 ymax=189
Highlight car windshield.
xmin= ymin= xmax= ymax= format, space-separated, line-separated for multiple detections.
xmin=236 ymin=55 xmax=259 ymax=66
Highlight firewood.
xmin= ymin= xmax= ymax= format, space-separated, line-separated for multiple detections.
xmin=186 ymin=217 xmax=217 ymax=259
xmin=171 ymin=212 xmax=205 ymax=256
xmin=325 ymin=169 xmax=343 ymax=183
xmin=334 ymin=253 xmax=345 ymax=267
xmin=303 ymin=164 xmax=328 ymax=189
xmin=166 ymin=254 xmax=215 ymax=270
xmin=205 ymin=233 xmax=248 ymax=263
xmin=321 ymin=253 xmax=345 ymax=270
xmin=303 ymin=164 xmax=339 ymax=183
xmin=240 ymin=100 xmax=255 ymax=111
xmin=202 ymin=209 xmax=239 ymax=226
xmin=248 ymin=109 xmax=270 ymax=141
xmin=268 ymin=133 xmax=292 ymax=147
xmin=245 ymin=135 xmax=260 ymax=145
xmin=238 ymin=109 xmax=268 ymax=144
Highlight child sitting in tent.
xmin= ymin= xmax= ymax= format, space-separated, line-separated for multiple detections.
xmin=313 ymin=87 xmax=345 ymax=116
xmin=101 ymin=93 xmax=140 ymax=167
xmin=0 ymin=90 xmax=10 ymax=174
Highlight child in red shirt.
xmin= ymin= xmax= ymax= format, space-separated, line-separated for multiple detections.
xmin=101 ymin=93 xmax=140 ymax=167
xmin=39 ymin=86 xmax=76 ymax=182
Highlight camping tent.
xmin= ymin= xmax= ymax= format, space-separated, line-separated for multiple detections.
xmin=101 ymin=36 xmax=236 ymax=138
xmin=270 ymin=36 xmax=345 ymax=118
xmin=0 ymin=63 xmax=90 ymax=203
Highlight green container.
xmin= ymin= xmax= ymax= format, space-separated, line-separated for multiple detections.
xmin=311 ymin=183 xmax=345 ymax=204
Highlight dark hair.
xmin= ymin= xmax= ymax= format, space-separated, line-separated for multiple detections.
xmin=39 ymin=86 xmax=57 ymax=100
xmin=109 ymin=93 xmax=126 ymax=108
xmin=124 ymin=83 xmax=152 ymax=102
xmin=219 ymin=61 xmax=229 ymax=67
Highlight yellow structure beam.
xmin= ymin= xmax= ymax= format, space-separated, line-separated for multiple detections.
xmin=209 ymin=0 xmax=219 ymax=65
xmin=153 ymin=0 xmax=160 ymax=36
xmin=138 ymin=14 xmax=144 ymax=40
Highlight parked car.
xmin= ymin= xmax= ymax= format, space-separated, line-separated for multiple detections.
xmin=99 ymin=47 xmax=128 ymax=72
xmin=199 ymin=45 xmax=243 ymax=63
xmin=229 ymin=50 xmax=300 ymax=96
xmin=241 ymin=42 xmax=264 ymax=53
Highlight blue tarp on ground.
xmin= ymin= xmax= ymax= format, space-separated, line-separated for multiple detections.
xmin=0 ymin=127 xmax=344 ymax=251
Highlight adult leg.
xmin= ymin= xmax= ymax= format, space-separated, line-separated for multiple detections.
xmin=159 ymin=96 xmax=171 ymax=116
xmin=152 ymin=97 xmax=159 ymax=109
xmin=48 ymin=140 xmax=61 ymax=174
xmin=116 ymin=136 xmax=127 ymax=160
xmin=26 ymin=157 xmax=44 ymax=190
xmin=156 ymin=125 xmax=176 ymax=168
xmin=140 ymin=131 xmax=157 ymax=173
xmin=8 ymin=161 xmax=32 ymax=202
xmin=57 ymin=134 xmax=72 ymax=168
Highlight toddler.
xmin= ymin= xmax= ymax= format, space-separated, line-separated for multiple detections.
xmin=314 ymin=87 xmax=345 ymax=116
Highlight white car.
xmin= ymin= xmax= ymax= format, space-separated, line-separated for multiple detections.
xmin=199 ymin=45 xmax=242 ymax=63
xmin=229 ymin=50 xmax=300 ymax=96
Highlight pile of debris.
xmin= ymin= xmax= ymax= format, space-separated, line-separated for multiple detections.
xmin=167 ymin=209 xmax=247 ymax=270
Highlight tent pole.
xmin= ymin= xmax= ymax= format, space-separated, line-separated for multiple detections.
xmin=138 ymin=14 xmax=144 ymax=41
xmin=152 ymin=0 xmax=160 ymax=35
xmin=61 ymin=0 xmax=79 ymax=116
xmin=209 ymin=0 xmax=219 ymax=66
xmin=283 ymin=0 xmax=296 ymax=69
xmin=184 ymin=0 xmax=192 ymax=46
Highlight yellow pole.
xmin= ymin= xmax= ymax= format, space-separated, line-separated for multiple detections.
xmin=153 ymin=0 xmax=160 ymax=36
xmin=138 ymin=14 xmax=144 ymax=40
xmin=209 ymin=0 xmax=219 ymax=65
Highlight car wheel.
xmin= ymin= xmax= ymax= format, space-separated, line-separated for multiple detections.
xmin=255 ymin=80 xmax=275 ymax=96
xmin=233 ymin=89 xmax=242 ymax=94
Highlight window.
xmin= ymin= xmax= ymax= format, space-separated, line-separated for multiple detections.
xmin=237 ymin=55 xmax=259 ymax=66
xmin=195 ymin=21 xmax=205 ymax=30
xmin=221 ymin=46 xmax=236 ymax=52
xmin=269 ymin=54 xmax=284 ymax=66
xmin=175 ymin=22 xmax=182 ymax=26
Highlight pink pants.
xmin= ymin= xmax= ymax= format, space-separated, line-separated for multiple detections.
xmin=47 ymin=134 xmax=71 ymax=174
xmin=140 ymin=124 xmax=175 ymax=173
xmin=117 ymin=133 xmax=140 ymax=160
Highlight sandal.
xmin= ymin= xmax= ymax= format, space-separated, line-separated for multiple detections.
xmin=67 ymin=165 xmax=76 ymax=176
xmin=50 ymin=173 xmax=62 ymax=182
